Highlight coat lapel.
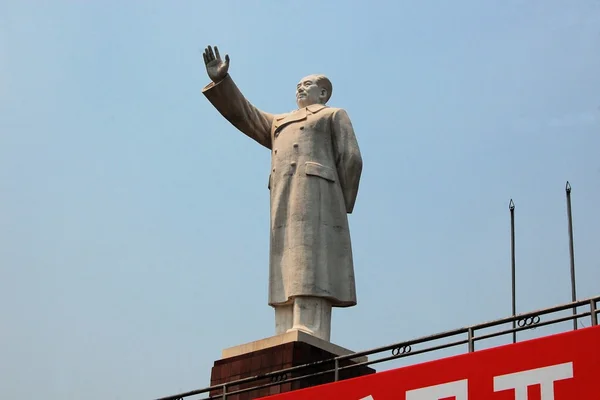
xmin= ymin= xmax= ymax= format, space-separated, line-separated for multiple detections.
xmin=273 ymin=105 xmax=328 ymax=136
xmin=274 ymin=108 xmax=307 ymax=133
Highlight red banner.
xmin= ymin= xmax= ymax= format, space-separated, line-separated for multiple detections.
xmin=263 ymin=325 xmax=600 ymax=399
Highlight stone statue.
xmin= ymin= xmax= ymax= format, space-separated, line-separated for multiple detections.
xmin=202 ymin=45 xmax=362 ymax=342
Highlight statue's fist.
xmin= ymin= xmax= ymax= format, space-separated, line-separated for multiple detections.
xmin=203 ymin=45 xmax=230 ymax=83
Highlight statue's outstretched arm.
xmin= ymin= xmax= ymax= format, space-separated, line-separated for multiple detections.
xmin=202 ymin=45 xmax=273 ymax=149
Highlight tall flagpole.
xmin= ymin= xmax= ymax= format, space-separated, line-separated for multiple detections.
xmin=565 ymin=182 xmax=577 ymax=330
xmin=509 ymin=199 xmax=516 ymax=343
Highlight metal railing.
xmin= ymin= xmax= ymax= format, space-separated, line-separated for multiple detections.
xmin=155 ymin=295 xmax=599 ymax=400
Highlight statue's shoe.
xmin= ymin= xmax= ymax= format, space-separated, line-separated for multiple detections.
xmin=286 ymin=325 xmax=316 ymax=337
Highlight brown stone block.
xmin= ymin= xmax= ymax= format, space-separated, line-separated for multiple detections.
xmin=269 ymin=384 xmax=281 ymax=396
xmin=240 ymin=358 xmax=253 ymax=376
xmin=209 ymin=340 xmax=376 ymax=399
xmin=280 ymin=382 xmax=292 ymax=392
xmin=238 ymin=390 xmax=250 ymax=400
xmin=259 ymin=352 xmax=270 ymax=370
xmin=282 ymin=343 xmax=294 ymax=364
xmin=267 ymin=347 xmax=279 ymax=368
xmin=250 ymin=354 xmax=262 ymax=373
xmin=230 ymin=360 xmax=242 ymax=376
xmin=210 ymin=364 xmax=220 ymax=383
xmin=258 ymin=387 xmax=271 ymax=398
xmin=272 ymin=348 xmax=283 ymax=367
xmin=220 ymin=362 xmax=230 ymax=380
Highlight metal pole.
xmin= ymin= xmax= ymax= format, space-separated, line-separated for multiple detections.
xmin=467 ymin=328 xmax=474 ymax=352
xmin=566 ymin=182 xmax=577 ymax=330
xmin=334 ymin=358 xmax=339 ymax=382
xmin=509 ymin=199 xmax=516 ymax=343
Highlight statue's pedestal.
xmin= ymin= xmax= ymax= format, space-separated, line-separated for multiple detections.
xmin=210 ymin=330 xmax=375 ymax=399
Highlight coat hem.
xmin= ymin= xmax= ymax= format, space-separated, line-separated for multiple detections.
xmin=269 ymin=295 xmax=357 ymax=308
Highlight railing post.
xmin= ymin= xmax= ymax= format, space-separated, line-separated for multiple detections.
xmin=334 ymin=358 xmax=339 ymax=382
xmin=591 ymin=299 xmax=598 ymax=326
xmin=468 ymin=328 xmax=474 ymax=352
xmin=222 ymin=383 xmax=227 ymax=400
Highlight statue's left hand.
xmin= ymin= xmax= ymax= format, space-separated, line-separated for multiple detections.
xmin=203 ymin=45 xmax=230 ymax=83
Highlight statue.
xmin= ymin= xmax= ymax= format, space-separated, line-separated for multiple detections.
xmin=202 ymin=45 xmax=362 ymax=342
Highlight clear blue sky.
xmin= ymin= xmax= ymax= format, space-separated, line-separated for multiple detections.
xmin=1 ymin=1 xmax=599 ymax=399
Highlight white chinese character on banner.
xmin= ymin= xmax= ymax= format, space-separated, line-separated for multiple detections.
xmin=494 ymin=362 xmax=573 ymax=400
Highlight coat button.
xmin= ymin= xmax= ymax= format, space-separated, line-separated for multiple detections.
xmin=300 ymin=126 xmax=305 ymax=130
xmin=290 ymin=162 xmax=296 ymax=166
xmin=293 ymin=143 xmax=299 ymax=148
xmin=274 ymin=149 xmax=278 ymax=154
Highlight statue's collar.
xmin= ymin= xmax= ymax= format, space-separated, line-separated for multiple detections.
xmin=293 ymin=104 xmax=327 ymax=114
xmin=274 ymin=104 xmax=328 ymax=133
xmin=306 ymin=104 xmax=327 ymax=113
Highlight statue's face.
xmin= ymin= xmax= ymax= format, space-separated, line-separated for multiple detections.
xmin=296 ymin=75 xmax=327 ymax=108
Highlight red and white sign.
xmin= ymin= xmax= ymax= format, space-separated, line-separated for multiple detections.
xmin=262 ymin=325 xmax=600 ymax=399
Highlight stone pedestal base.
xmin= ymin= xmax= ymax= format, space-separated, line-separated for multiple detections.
xmin=210 ymin=331 xmax=375 ymax=399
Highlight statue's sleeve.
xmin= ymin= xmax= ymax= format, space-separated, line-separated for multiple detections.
xmin=331 ymin=109 xmax=363 ymax=214
xmin=202 ymin=74 xmax=273 ymax=149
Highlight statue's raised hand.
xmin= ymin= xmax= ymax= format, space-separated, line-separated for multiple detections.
xmin=203 ymin=45 xmax=230 ymax=83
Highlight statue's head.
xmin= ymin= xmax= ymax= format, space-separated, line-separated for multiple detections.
xmin=296 ymin=74 xmax=332 ymax=108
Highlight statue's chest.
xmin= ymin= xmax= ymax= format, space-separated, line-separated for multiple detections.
xmin=269 ymin=112 xmax=335 ymax=182
xmin=271 ymin=114 xmax=331 ymax=153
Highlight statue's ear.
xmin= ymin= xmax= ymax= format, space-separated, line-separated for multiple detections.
xmin=319 ymin=88 xmax=328 ymax=100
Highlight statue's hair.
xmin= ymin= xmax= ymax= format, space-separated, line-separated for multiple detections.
xmin=312 ymin=75 xmax=333 ymax=104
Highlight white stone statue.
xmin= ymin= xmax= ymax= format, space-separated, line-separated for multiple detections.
xmin=202 ymin=45 xmax=362 ymax=342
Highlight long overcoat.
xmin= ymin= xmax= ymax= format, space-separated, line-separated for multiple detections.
xmin=203 ymin=75 xmax=362 ymax=307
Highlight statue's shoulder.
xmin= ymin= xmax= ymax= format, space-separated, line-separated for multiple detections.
xmin=274 ymin=112 xmax=289 ymax=119
xmin=325 ymin=106 xmax=344 ymax=115
xmin=306 ymin=104 xmax=342 ymax=117
xmin=321 ymin=107 xmax=353 ymax=122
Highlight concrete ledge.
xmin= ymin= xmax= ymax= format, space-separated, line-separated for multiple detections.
xmin=221 ymin=330 xmax=368 ymax=363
